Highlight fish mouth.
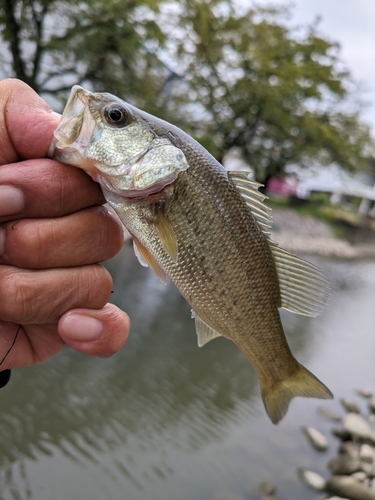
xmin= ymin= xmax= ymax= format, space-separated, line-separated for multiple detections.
xmin=48 ymin=86 xmax=98 ymax=169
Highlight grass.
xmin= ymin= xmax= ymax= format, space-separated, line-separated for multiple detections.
xmin=266 ymin=195 xmax=352 ymax=239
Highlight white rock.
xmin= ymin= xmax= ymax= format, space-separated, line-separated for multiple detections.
xmin=326 ymin=497 xmax=351 ymax=500
xmin=341 ymin=398 xmax=361 ymax=413
xmin=357 ymin=389 xmax=373 ymax=399
xmin=351 ymin=471 xmax=368 ymax=482
xmin=360 ymin=444 xmax=375 ymax=464
xmin=303 ymin=426 xmax=329 ymax=451
xmin=344 ymin=413 xmax=372 ymax=439
xmin=298 ymin=469 xmax=327 ymax=491
xmin=317 ymin=406 xmax=342 ymax=422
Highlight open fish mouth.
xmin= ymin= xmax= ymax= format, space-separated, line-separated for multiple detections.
xmin=48 ymin=86 xmax=98 ymax=168
xmin=49 ymin=86 xmax=190 ymax=195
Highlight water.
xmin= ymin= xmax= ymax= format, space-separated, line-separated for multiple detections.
xmin=1 ymin=245 xmax=375 ymax=500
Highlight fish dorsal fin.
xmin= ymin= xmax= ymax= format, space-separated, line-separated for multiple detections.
xmin=133 ymin=237 xmax=167 ymax=285
xmin=192 ymin=311 xmax=222 ymax=347
xmin=229 ymin=171 xmax=330 ymax=317
xmin=154 ymin=212 xmax=178 ymax=262
xmin=229 ymin=172 xmax=272 ymax=234
xmin=271 ymin=246 xmax=330 ymax=317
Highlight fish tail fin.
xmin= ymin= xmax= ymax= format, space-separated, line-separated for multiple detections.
xmin=261 ymin=363 xmax=333 ymax=425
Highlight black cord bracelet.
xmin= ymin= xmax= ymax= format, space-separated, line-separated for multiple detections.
xmin=0 ymin=369 xmax=11 ymax=388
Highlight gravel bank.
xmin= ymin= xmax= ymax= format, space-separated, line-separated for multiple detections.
xmin=271 ymin=209 xmax=375 ymax=259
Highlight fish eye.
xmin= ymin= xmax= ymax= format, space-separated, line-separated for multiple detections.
xmin=103 ymin=104 xmax=130 ymax=127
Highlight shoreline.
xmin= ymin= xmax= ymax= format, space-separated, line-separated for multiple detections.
xmin=271 ymin=208 xmax=375 ymax=259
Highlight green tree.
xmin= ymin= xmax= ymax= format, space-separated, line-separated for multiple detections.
xmin=0 ymin=0 xmax=373 ymax=183
xmin=167 ymin=0 xmax=374 ymax=184
xmin=0 ymin=0 xmax=168 ymax=111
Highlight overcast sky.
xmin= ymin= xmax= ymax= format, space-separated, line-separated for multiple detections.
xmin=262 ymin=0 xmax=375 ymax=134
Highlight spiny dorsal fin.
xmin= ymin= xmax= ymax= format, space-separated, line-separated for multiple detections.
xmin=133 ymin=237 xmax=167 ymax=284
xmin=229 ymin=172 xmax=272 ymax=232
xmin=192 ymin=311 xmax=222 ymax=347
xmin=154 ymin=211 xmax=178 ymax=262
xmin=229 ymin=171 xmax=330 ymax=317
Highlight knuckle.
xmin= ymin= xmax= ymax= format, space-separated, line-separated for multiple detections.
xmin=0 ymin=267 xmax=39 ymax=322
xmin=85 ymin=265 xmax=113 ymax=306
xmin=5 ymin=220 xmax=48 ymax=268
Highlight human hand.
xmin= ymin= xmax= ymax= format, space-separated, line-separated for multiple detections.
xmin=0 ymin=79 xmax=130 ymax=373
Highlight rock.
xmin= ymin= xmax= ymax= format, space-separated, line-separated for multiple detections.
xmin=344 ymin=413 xmax=372 ymax=440
xmin=333 ymin=428 xmax=354 ymax=441
xmin=339 ymin=442 xmax=361 ymax=459
xmin=297 ymin=468 xmax=327 ymax=491
xmin=328 ymin=455 xmax=362 ymax=475
xmin=360 ymin=445 xmax=375 ymax=464
xmin=302 ymin=426 xmax=329 ymax=451
xmin=357 ymin=389 xmax=373 ymax=399
xmin=341 ymin=399 xmax=361 ymax=414
xmin=327 ymin=475 xmax=375 ymax=500
xmin=317 ymin=406 xmax=342 ymax=422
xmin=259 ymin=482 xmax=277 ymax=496
xmin=211 ymin=492 xmax=247 ymax=500
xmin=326 ymin=497 xmax=351 ymax=500
xmin=351 ymin=472 xmax=368 ymax=482
xmin=361 ymin=462 xmax=375 ymax=477
xmin=368 ymin=399 xmax=375 ymax=414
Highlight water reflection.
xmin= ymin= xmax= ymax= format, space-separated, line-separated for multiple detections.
xmin=1 ymin=249 xmax=375 ymax=499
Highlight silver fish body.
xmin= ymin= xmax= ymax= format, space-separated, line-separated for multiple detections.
xmin=50 ymin=86 xmax=332 ymax=423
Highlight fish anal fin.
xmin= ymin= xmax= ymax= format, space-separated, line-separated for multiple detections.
xmin=194 ymin=313 xmax=222 ymax=347
xmin=133 ymin=237 xmax=167 ymax=285
xmin=261 ymin=363 xmax=333 ymax=425
xmin=154 ymin=212 xmax=178 ymax=262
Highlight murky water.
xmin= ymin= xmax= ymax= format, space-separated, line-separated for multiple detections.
xmin=1 ymin=244 xmax=375 ymax=500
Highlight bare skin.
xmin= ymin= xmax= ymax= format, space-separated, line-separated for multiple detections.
xmin=0 ymin=78 xmax=130 ymax=370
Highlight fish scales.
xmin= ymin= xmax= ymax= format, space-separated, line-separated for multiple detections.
xmin=50 ymin=86 xmax=333 ymax=424
xmin=115 ymin=143 xmax=295 ymax=385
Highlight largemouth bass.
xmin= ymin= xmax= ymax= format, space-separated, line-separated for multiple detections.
xmin=49 ymin=86 xmax=332 ymax=424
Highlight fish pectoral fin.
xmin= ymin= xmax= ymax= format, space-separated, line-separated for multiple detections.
xmin=133 ymin=237 xmax=167 ymax=285
xmin=271 ymin=246 xmax=330 ymax=317
xmin=261 ymin=363 xmax=333 ymax=425
xmin=154 ymin=212 xmax=178 ymax=262
xmin=193 ymin=313 xmax=222 ymax=347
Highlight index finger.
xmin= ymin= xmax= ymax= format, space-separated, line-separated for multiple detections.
xmin=0 ymin=78 xmax=59 ymax=165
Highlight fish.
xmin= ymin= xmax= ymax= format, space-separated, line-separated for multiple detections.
xmin=49 ymin=85 xmax=333 ymax=424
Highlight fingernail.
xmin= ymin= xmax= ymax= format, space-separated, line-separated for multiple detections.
xmin=61 ymin=314 xmax=103 ymax=341
xmin=0 ymin=186 xmax=24 ymax=216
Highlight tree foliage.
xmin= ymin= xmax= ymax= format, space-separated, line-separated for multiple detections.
xmin=166 ymin=0 xmax=374 ymax=182
xmin=0 ymin=0 xmax=168 ymax=112
xmin=0 ymin=0 xmax=373 ymax=182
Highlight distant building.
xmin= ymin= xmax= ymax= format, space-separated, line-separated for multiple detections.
xmin=269 ymin=163 xmax=375 ymax=216
xmin=223 ymin=149 xmax=375 ymax=217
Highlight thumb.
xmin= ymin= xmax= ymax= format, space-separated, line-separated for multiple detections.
xmin=0 ymin=78 xmax=60 ymax=164
xmin=58 ymin=304 xmax=130 ymax=358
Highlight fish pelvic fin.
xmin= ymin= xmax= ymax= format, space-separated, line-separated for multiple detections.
xmin=261 ymin=363 xmax=333 ymax=425
xmin=133 ymin=236 xmax=167 ymax=285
